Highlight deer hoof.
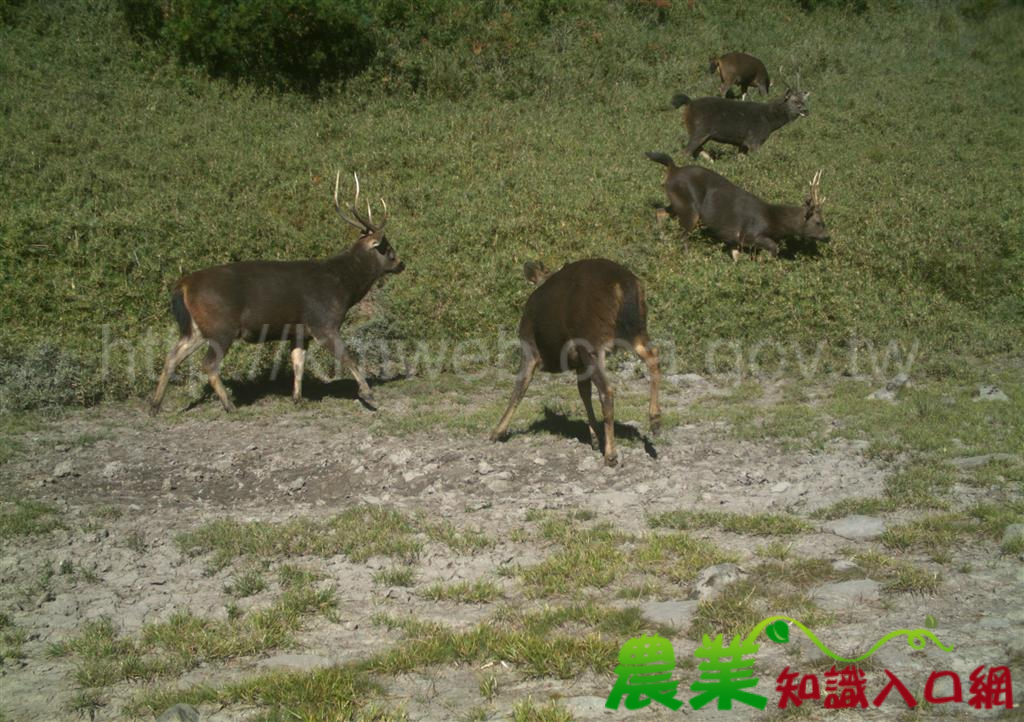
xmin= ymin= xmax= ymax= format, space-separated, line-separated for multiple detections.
xmin=489 ymin=430 xmax=504 ymax=443
xmin=604 ymin=453 xmax=619 ymax=467
xmin=650 ymin=415 xmax=662 ymax=435
xmin=588 ymin=433 xmax=600 ymax=451
xmin=148 ymin=401 xmax=161 ymax=417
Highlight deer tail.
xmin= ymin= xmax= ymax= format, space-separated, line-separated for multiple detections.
xmin=670 ymin=93 xmax=690 ymax=108
xmin=645 ymin=151 xmax=677 ymax=169
xmin=170 ymin=285 xmax=193 ymax=338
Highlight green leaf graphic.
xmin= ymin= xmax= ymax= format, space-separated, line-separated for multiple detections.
xmin=766 ymin=620 xmax=790 ymax=644
xmin=925 ymin=614 xmax=937 ymax=629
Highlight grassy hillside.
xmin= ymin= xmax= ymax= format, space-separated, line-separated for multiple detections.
xmin=2 ymin=0 xmax=1022 ymax=409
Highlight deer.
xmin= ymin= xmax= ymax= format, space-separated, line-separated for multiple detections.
xmin=149 ymin=172 xmax=405 ymax=415
xmin=646 ymin=151 xmax=829 ymax=260
xmin=670 ymin=88 xmax=809 ymax=160
xmin=708 ymin=52 xmax=771 ymax=99
xmin=490 ymin=259 xmax=661 ymax=467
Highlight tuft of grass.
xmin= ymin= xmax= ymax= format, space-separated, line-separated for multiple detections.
xmin=633 ymin=531 xmax=739 ymax=585
xmin=224 ymin=568 xmax=267 ymax=598
xmin=0 ymin=499 xmax=64 ymax=539
xmin=422 ymin=519 xmax=493 ymax=553
xmin=176 ymin=507 xmax=422 ymax=572
xmin=850 ymin=551 xmax=941 ymax=595
xmin=373 ymin=566 xmax=417 ymax=588
xmin=812 ymin=496 xmax=898 ymax=520
xmin=688 ymin=580 xmax=831 ymax=643
xmin=0 ymin=613 xmax=28 ymax=663
xmin=419 ymin=580 xmax=503 ymax=604
xmin=882 ymin=501 xmax=1024 ymax=556
xmin=648 ymin=510 xmax=811 ymax=536
xmin=512 ymin=698 xmax=575 ymax=722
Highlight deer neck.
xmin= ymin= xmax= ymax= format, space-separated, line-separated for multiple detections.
xmin=327 ymin=248 xmax=382 ymax=302
xmin=768 ymin=204 xmax=807 ymax=237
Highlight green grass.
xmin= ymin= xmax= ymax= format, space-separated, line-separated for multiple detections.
xmin=51 ymin=577 xmax=337 ymax=702
xmin=373 ymin=566 xmax=417 ymax=588
xmin=419 ymin=580 xmax=503 ymax=604
xmin=648 ymin=510 xmax=811 ymax=536
xmin=2 ymin=0 xmax=1023 ymax=409
xmin=0 ymin=498 xmax=64 ymax=539
xmin=0 ymin=613 xmax=27 ymax=663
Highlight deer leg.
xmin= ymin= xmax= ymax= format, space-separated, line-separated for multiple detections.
xmin=315 ymin=331 xmax=374 ymax=407
xmin=753 ymin=236 xmax=780 ymax=258
xmin=490 ymin=352 xmax=539 ymax=441
xmin=634 ymin=337 xmax=661 ymax=435
xmin=590 ymin=351 xmax=617 ymax=466
xmin=731 ymin=247 xmax=742 ymax=262
xmin=150 ymin=328 xmax=205 ymax=414
xmin=577 ymin=378 xmax=601 ymax=450
xmin=686 ymin=134 xmax=711 ymax=160
xmin=290 ymin=344 xmax=306 ymax=403
xmin=201 ymin=334 xmax=236 ymax=412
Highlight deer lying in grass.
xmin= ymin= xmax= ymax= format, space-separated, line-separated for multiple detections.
xmin=149 ymin=173 xmax=405 ymax=414
xmin=490 ymin=259 xmax=661 ymax=467
xmin=709 ymin=52 xmax=771 ymax=99
xmin=646 ymin=151 xmax=829 ymax=260
xmin=670 ymin=88 xmax=809 ymax=159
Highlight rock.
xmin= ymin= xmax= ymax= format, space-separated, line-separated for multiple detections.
xmin=641 ymin=600 xmax=699 ymax=628
xmin=388 ymin=449 xmax=413 ymax=466
xmin=257 ymin=653 xmax=332 ymax=671
xmin=692 ymin=563 xmax=744 ymax=601
xmin=823 ymin=515 xmax=887 ymax=541
xmin=156 ymin=704 xmax=200 ymax=722
xmin=277 ymin=477 xmax=306 ymax=493
xmin=812 ymin=579 xmax=882 ymax=611
xmin=949 ymin=453 xmax=1019 ymax=470
xmin=53 ymin=461 xmax=73 ymax=478
xmin=476 ymin=460 xmax=494 ymax=475
xmin=771 ymin=481 xmax=792 ymax=494
xmin=974 ymin=385 xmax=1009 ymax=402
xmin=1002 ymin=523 xmax=1024 ymax=546
xmin=831 ymin=559 xmax=859 ymax=573
xmin=101 ymin=461 xmax=124 ymax=479
xmin=562 ymin=696 xmax=615 ymax=718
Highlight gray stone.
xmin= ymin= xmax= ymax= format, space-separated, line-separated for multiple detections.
xmin=831 ymin=559 xmax=859 ymax=573
xmin=1002 ymin=523 xmax=1024 ymax=545
xmin=156 ymin=704 xmax=200 ymax=722
xmin=562 ymin=696 xmax=615 ymax=718
xmin=476 ymin=460 xmax=494 ymax=475
xmin=949 ymin=453 xmax=1019 ymax=470
xmin=101 ymin=461 xmax=124 ymax=479
xmin=53 ymin=461 xmax=73 ymax=478
xmin=974 ymin=385 xmax=1009 ymax=402
xmin=277 ymin=477 xmax=306 ymax=493
xmin=640 ymin=600 xmax=699 ymax=628
xmin=812 ymin=579 xmax=882 ymax=611
xmin=692 ymin=563 xmax=745 ymax=601
xmin=257 ymin=653 xmax=332 ymax=672
xmin=823 ymin=515 xmax=887 ymax=541
xmin=771 ymin=481 xmax=792 ymax=493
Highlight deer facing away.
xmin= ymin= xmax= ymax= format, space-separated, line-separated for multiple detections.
xmin=709 ymin=52 xmax=771 ymax=99
xmin=670 ymin=88 xmax=809 ymax=159
xmin=646 ymin=151 xmax=829 ymax=260
xmin=490 ymin=259 xmax=661 ymax=466
xmin=149 ymin=173 xmax=404 ymax=414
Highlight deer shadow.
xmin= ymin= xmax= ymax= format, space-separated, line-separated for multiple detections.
xmin=184 ymin=372 xmax=401 ymax=412
xmin=507 ymin=407 xmax=658 ymax=459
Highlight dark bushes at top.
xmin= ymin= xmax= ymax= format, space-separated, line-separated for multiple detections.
xmin=119 ymin=0 xmax=376 ymax=94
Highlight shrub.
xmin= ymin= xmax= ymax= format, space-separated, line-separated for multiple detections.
xmin=121 ymin=0 xmax=377 ymax=93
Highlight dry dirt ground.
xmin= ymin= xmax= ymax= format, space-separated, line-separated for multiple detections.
xmin=0 ymin=372 xmax=1021 ymax=721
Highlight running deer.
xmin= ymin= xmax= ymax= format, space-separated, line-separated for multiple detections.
xmin=490 ymin=259 xmax=661 ymax=467
xmin=708 ymin=52 xmax=771 ymax=99
xmin=670 ymin=88 xmax=809 ymax=159
xmin=646 ymin=151 xmax=829 ymax=260
xmin=149 ymin=173 xmax=405 ymax=414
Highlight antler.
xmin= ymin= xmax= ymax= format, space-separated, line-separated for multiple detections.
xmin=808 ymin=169 xmax=826 ymax=207
xmin=333 ymin=171 xmax=367 ymax=232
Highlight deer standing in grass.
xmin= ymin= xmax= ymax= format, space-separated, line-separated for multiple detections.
xmin=647 ymin=151 xmax=829 ymax=260
xmin=709 ymin=52 xmax=771 ymax=99
xmin=149 ymin=173 xmax=404 ymax=414
xmin=490 ymin=259 xmax=661 ymax=467
xmin=670 ymin=88 xmax=809 ymax=160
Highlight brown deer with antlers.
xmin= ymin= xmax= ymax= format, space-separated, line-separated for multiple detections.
xmin=149 ymin=172 xmax=404 ymax=414
xmin=490 ymin=259 xmax=661 ymax=467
